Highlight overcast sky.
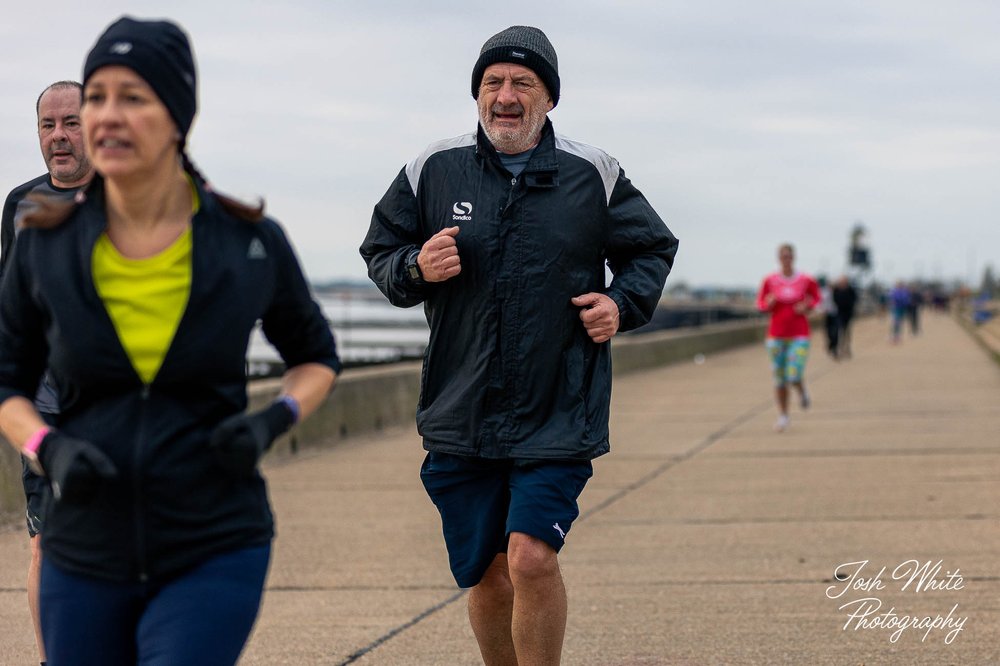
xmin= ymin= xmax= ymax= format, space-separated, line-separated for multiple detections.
xmin=2 ymin=0 xmax=998 ymax=290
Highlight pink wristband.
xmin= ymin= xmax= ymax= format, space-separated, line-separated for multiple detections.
xmin=23 ymin=426 xmax=51 ymax=456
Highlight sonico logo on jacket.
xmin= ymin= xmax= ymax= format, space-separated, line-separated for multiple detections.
xmin=452 ymin=202 xmax=472 ymax=221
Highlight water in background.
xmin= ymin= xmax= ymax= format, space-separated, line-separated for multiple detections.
xmin=247 ymin=289 xmax=428 ymax=376
xmin=247 ymin=286 xmax=760 ymax=377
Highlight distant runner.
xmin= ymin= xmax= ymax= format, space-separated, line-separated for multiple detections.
xmin=757 ymin=243 xmax=820 ymax=431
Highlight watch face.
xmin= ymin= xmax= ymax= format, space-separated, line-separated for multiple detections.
xmin=407 ymin=264 xmax=421 ymax=280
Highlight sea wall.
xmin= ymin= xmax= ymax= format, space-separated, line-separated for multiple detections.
xmin=0 ymin=317 xmax=768 ymax=521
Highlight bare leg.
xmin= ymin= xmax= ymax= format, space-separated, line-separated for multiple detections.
xmin=468 ymin=554 xmax=517 ymax=666
xmin=773 ymin=385 xmax=790 ymax=430
xmin=28 ymin=535 xmax=45 ymax=663
xmin=791 ymin=380 xmax=809 ymax=409
xmin=775 ymin=385 xmax=789 ymax=416
xmin=507 ymin=532 xmax=566 ymax=666
xmin=469 ymin=535 xmax=568 ymax=666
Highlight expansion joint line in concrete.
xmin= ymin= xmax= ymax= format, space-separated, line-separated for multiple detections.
xmin=336 ymin=589 xmax=466 ymax=665
xmin=334 ymin=351 xmax=849 ymax=662
xmin=578 ymin=342 xmax=846 ymax=523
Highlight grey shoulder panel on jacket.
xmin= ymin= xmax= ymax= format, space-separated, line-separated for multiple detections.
xmin=554 ymin=134 xmax=621 ymax=205
xmin=405 ymin=133 xmax=477 ymax=194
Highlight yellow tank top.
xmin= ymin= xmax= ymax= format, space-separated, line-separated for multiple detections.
xmin=92 ymin=185 xmax=197 ymax=384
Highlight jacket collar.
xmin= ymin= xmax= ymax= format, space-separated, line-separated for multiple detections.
xmin=476 ymin=117 xmax=559 ymax=173
xmin=72 ymin=177 xmax=236 ymax=375
xmin=74 ymin=175 xmax=212 ymax=246
xmin=73 ymin=175 xmax=218 ymax=293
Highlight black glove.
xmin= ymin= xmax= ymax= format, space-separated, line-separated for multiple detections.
xmin=209 ymin=401 xmax=295 ymax=478
xmin=37 ymin=431 xmax=118 ymax=504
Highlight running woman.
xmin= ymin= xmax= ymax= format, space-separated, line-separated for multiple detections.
xmin=0 ymin=17 xmax=339 ymax=665
xmin=756 ymin=243 xmax=820 ymax=431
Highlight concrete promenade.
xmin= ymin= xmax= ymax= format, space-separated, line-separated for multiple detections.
xmin=1 ymin=312 xmax=998 ymax=664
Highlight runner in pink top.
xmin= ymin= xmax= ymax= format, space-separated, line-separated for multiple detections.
xmin=756 ymin=243 xmax=820 ymax=431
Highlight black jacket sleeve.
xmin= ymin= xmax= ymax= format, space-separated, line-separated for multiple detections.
xmin=259 ymin=220 xmax=342 ymax=374
xmin=604 ymin=168 xmax=679 ymax=332
xmin=359 ymin=167 xmax=428 ymax=308
xmin=1 ymin=191 xmax=19 ymax=279
xmin=0 ymin=230 xmax=49 ymax=405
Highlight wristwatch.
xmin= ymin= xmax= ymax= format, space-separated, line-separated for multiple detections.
xmin=405 ymin=249 xmax=424 ymax=283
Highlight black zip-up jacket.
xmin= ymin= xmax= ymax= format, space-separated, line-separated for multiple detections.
xmin=361 ymin=120 xmax=678 ymax=460
xmin=0 ymin=182 xmax=340 ymax=583
xmin=2 ymin=173 xmax=81 ymax=277
xmin=3 ymin=173 xmax=82 ymax=413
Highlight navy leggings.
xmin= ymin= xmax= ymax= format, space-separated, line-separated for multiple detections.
xmin=41 ymin=544 xmax=271 ymax=666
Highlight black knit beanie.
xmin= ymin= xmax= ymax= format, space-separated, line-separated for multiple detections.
xmin=471 ymin=26 xmax=560 ymax=107
xmin=83 ymin=16 xmax=197 ymax=147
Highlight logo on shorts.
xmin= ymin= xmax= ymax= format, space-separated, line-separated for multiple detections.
xmin=552 ymin=523 xmax=566 ymax=540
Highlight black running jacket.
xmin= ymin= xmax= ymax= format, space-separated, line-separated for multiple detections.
xmin=361 ymin=120 xmax=677 ymax=460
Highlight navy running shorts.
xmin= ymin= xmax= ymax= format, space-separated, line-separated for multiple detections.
xmin=420 ymin=451 xmax=593 ymax=588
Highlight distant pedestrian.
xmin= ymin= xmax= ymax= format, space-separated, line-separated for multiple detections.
xmin=907 ymin=283 xmax=923 ymax=335
xmin=756 ymin=243 xmax=820 ymax=431
xmin=832 ymin=275 xmax=858 ymax=358
xmin=817 ymin=276 xmax=839 ymax=359
xmin=0 ymin=17 xmax=339 ymax=666
xmin=888 ymin=281 xmax=911 ymax=343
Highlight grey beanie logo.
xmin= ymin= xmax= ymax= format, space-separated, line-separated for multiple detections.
xmin=110 ymin=42 xmax=132 ymax=55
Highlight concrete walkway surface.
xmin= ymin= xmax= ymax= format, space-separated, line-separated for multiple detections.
xmin=0 ymin=311 xmax=997 ymax=665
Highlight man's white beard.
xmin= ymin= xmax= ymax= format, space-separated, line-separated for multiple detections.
xmin=479 ymin=103 xmax=547 ymax=154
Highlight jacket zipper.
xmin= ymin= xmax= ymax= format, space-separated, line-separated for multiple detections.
xmin=498 ymin=176 xmax=520 ymax=452
xmin=134 ymin=384 xmax=151 ymax=582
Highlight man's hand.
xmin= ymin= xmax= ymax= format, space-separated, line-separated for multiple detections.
xmin=418 ymin=227 xmax=461 ymax=282
xmin=571 ymin=293 xmax=621 ymax=343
